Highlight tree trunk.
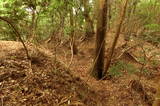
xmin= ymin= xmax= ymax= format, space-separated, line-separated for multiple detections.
xmin=70 ymin=8 xmax=78 ymax=55
xmin=91 ymin=0 xmax=108 ymax=79
xmin=108 ymin=0 xmax=111 ymax=30
xmin=82 ymin=0 xmax=94 ymax=39
xmin=104 ymin=0 xmax=128 ymax=77
xmin=124 ymin=0 xmax=139 ymax=41
xmin=29 ymin=9 xmax=37 ymax=41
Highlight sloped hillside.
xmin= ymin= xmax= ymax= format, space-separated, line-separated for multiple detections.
xmin=0 ymin=41 xmax=104 ymax=106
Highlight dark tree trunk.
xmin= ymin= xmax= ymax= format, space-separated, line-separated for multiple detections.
xmin=108 ymin=0 xmax=112 ymax=30
xmin=91 ymin=0 xmax=108 ymax=79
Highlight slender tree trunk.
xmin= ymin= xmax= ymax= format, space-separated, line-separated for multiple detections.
xmin=59 ymin=15 xmax=65 ymax=39
xmin=108 ymin=0 xmax=111 ymax=30
xmin=91 ymin=0 xmax=108 ymax=79
xmin=124 ymin=0 xmax=139 ymax=41
xmin=82 ymin=0 xmax=94 ymax=39
xmin=29 ymin=9 xmax=37 ymax=41
xmin=70 ymin=8 xmax=78 ymax=55
xmin=103 ymin=0 xmax=128 ymax=76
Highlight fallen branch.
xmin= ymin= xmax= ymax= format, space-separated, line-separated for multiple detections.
xmin=0 ymin=71 xmax=26 ymax=82
xmin=0 ymin=72 xmax=11 ymax=82
xmin=67 ymin=41 xmax=74 ymax=68
xmin=112 ymin=43 xmax=143 ymax=64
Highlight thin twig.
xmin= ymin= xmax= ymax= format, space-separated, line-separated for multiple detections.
xmin=67 ymin=41 xmax=74 ymax=69
xmin=113 ymin=43 xmax=142 ymax=62
xmin=138 ymin=45 xmax=147 ymax=81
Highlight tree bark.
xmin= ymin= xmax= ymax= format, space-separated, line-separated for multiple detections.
xmin=82 ymin=0 xmax=94 ymax=39
xmin=103 ymin=0 xmax=128 ymax=77
xmin=124 ymin=0 xmax=139 ymax=41
xmin=70 ymin=7 xmax=78 ymax=55
xmin=91 ymin=0 xmax=108 ymax=79
xmin=29 ymin=9 xmax=37 ymax=41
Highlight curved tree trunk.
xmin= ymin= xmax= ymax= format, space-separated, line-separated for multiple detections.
xmin=0 ymin=16 xmax=30 ymax=59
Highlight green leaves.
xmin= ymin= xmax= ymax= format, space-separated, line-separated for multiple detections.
xmin=109 ymin=61 xmax=138 ymax=77
xmin=14 ymin=1 xmax=23 ymax=6
xmin=145 ymin=24 xmax=160 ymax=31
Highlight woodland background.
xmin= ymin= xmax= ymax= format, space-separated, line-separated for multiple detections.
xmin=0 ymin=0 xmax=160 ymax=106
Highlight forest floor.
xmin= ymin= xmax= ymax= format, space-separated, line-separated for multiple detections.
xmin=0 ymin=41 xmax=105 ymax=106
xmin=0 ymin=33 xmax=160 ymax=106
xmin=53 ymin=32 xmax=160 ymax=106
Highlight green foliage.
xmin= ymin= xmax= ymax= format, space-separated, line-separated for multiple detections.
xmin=108 ymin=61 xmax=124 ymax=77
xmin=108 ymin=60 xmax=155 ymax=78
xmin=150 ymin=52 xmax=160 ymax=67
xmin=138 ymin=56 xmax=146 ymax=64
xmin=138 ymin=68 xmax=150 ymax=76
xmin=144 ymin=24 xmax=160 ymax=44
xmin=108 ymin=61 xmax=138 ymax=77
xmin=136 ymin=0 xmax=160 ymax=45
xmin=137 ymin=0 xmax=160 ymax=23
xmin=142 ymin=32 xmax=160 ymax=46
xmin=0 ymin=0 xmax=86 ymax=41
xmin=0 ymin=0 xmax=159 ymax=45
xmin=145 ymin=24 xmax=160 ymax=31
xmin=151 ymin=59 xmax=160 ymax=67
